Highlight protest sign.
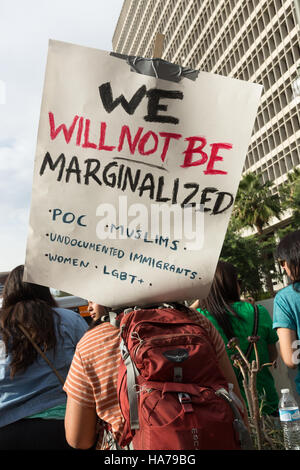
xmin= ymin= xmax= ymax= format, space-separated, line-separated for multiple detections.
xmin=24 ymin=40 xmax=262 ymax=307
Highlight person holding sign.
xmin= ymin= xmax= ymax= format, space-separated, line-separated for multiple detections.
xmin=0 ymin=265 xmax=88 ymax=450
xmin=19 ymin=39 xmax=261 ymax=450
xmin=23 ymin=39 xmax=263 ymax=310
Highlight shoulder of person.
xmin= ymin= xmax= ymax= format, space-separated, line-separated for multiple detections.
xmin=275 ymin=283 xmax=293 ymax=298
xmin=234 ymin=300 xmax=251 ymax=306
xmin=78 ymin=320 xmax=119 ymax=345
xmin=240 ymin=300 xmax=271 ymax=314
xmin=231 ymin=300 xmax=254 ymax=312
xmin=53 ymin=306 xmax=84 ymax=319
xmin=236 ymin=300 xmax=265 ymax=310
xmin=53 ymin=307 xmax=88 ymax=328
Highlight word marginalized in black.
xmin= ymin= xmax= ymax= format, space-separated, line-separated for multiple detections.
xmin=39 ymin=151 xmax=234 ymax=215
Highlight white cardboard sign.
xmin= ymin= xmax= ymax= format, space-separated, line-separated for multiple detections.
xmin=24 ymin=40 xmax=262 ymax=308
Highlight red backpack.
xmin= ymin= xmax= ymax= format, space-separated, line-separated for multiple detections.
xmin=111 ymin=304 xmax=251 ymax=450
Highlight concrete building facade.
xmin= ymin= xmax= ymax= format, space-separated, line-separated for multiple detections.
xmin=112 ymin=0 xmax=300 ymax=194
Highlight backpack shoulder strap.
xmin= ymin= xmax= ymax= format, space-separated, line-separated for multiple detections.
xmin=236 ymin=303 xmax=259 ymax=382
xmin=17 ymin=324 xmax=65 ymax=387
xmin=252 ymin=304 xmax=259 ymax=336
xmin=215 ymin=388 xmax=253 ymax=450
xmin=99 ymin=311 xmax=122 ymax=328
xmin=120 ymin=337 xmax=140 ymax=430
xmin=244 ymin=303 xmax=259 ymax=361
xmin=108 ymin=311 xmax=119 ymax=328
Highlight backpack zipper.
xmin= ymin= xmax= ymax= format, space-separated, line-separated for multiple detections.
xmin=125 ymin=320 xmax=201 ymax=341
xmin=132 ymin=333 xmax=202 ymax=360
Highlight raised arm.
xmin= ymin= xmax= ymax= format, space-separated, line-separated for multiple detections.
xmin=276 ymin=327 xmax=298 ymax=369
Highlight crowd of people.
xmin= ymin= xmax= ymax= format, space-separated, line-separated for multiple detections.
xmin=0 ymin=229 xmax=300 ymax=450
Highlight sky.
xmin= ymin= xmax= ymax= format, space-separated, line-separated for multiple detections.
xmin=0 ymin=0 xmax=124 ymax=272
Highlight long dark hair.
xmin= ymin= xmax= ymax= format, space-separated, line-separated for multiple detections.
xmin=0 ymin=265 xmax=59 ymax=377
xmin=276 ymin=230 xmax=300 ymax=291
xmin=200 ymin=260 xmax=242 ymax=340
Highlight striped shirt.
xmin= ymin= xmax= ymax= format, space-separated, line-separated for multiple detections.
xmin=63 ymin=308 xmax=225 ymax=449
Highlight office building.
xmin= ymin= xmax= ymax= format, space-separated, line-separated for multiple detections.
xmin=113 ymin=0 xmax=300 ymax=195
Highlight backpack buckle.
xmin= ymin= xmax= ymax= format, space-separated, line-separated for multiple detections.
xmin=178 ymin=392 xmax=193 ymax=413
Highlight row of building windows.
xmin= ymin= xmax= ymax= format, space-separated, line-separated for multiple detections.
xmin=134 ymin=0 xmax=181 ymax=58
xmin=122 ymin=0 xmax=149 ymax=54
xmin=114 ymin=0 xmax=140 ymax=52
xmin=114 ymin=0 xmax=295 ymax=71
xmin=115 ymin=0 xmax=291 ymax=73
xmin=245 ymin=109 xmax=299 ymax=174
xmin=132 ymin=0 xmax=166 ymax=56
xmin=143 ymin=0 xmax=192 ymax=59
xmin=164 ymin=0 xmax=221 ymax=65
xmin=199 ymin=1 xmax=296 ymax=78
xmin=247 ymin=138 xmax=300 ymax=187
xmin=192 ymin=1 xmax=256 ymax=69
xmin=253 ymin=69 xmax=297 ymax=135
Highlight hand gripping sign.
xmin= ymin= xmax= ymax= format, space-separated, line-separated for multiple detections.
xmin=24 ymin=40 xmax=262 ymax=308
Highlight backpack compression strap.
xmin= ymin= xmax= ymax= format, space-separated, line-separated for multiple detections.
xmin=120 ymin=338 xmax=140 ymax=430
xmin=215 ymin=388 xmax=253 ymax=450
xmin=106 ymin=308 xmax=140 ymax=430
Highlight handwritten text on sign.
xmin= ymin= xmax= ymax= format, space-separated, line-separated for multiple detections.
xmin=24 ymin=40 xmax=262 ymax=307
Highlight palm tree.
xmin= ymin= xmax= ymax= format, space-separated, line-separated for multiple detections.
xmin=280 ymin=167 xmax=300 ymax=224
xmin=233 ymin=172 xmax=282 ymax=296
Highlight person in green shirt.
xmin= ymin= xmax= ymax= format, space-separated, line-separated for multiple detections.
xmin=192 ymin=260 xmax=279 ymax=416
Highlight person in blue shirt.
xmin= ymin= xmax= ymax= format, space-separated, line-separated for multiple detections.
xmin=273 ymin=230 xmax=300 ymax=395
xmin=0 ymin=265 xmax=88 ymax=450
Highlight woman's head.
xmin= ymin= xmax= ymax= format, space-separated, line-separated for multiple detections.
xmin=200 ymin=260 xmax=241 ymax=340
xmin=276 ymin=230 xmax=300 ymax=282
xmin=209 ymin=260 xmax=241 ymax=304
xmin=2 ymin=265 xmax=56 ymax=309
xmin=0 ymin=265 xmax=58 ymax=377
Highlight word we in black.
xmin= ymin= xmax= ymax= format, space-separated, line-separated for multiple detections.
xmin=99 ymin=82 xmax=183 ymax=125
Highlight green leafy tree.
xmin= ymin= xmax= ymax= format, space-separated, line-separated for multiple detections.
xmin=232 ymin=173 xmax=282 ymax=296
xmin=279 ymin=167 xmax=300 ymax=228
xmin=220 ymin=222 xmax=262 ymax=297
